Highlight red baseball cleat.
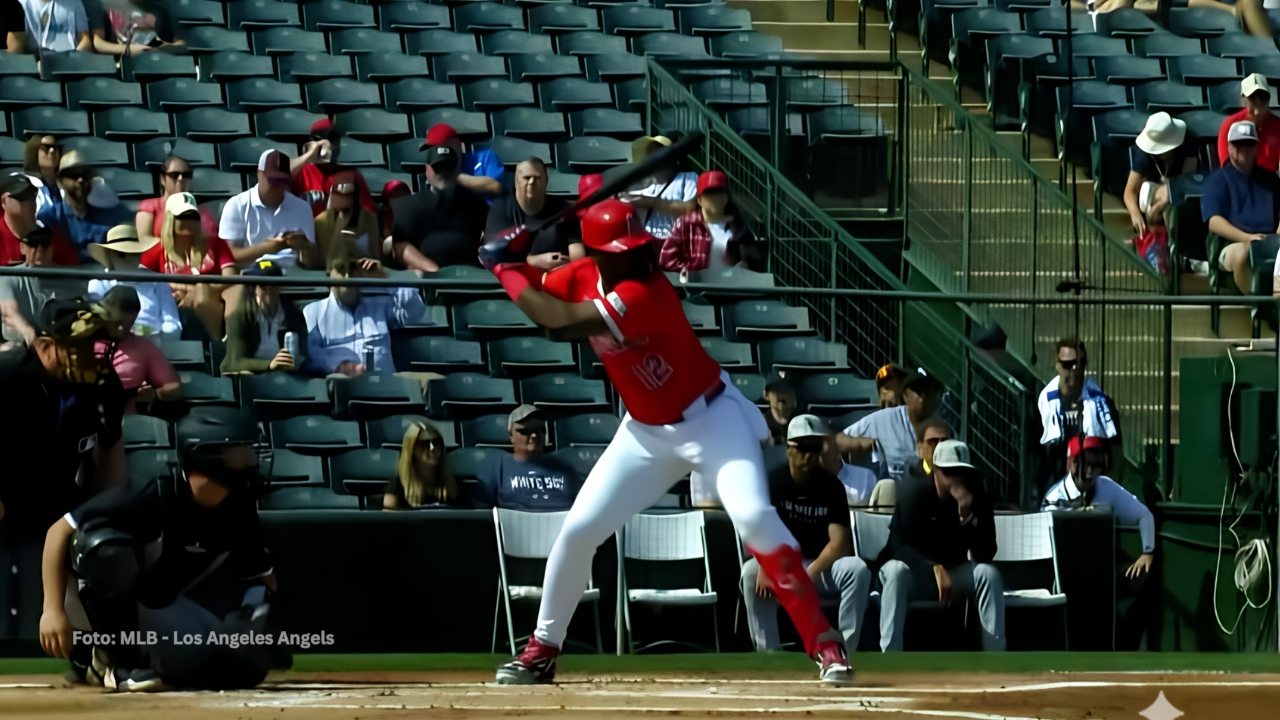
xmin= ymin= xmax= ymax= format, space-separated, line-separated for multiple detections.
xmin=814 ymin=639 xmax=853 ymax=685
xmin=495 ymin=636 xmax=560 ymax=685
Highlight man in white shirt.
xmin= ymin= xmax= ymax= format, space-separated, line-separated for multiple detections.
xmin=219 ymin=150 xmax=317 ymax=269
xmin=1042 ymin=435 xmax=1155 ymax=580
xmin=622 ymin=135 xmax=698 ymax=240
xmin=19 ymin=0 xmax=91 ymax=54
xmin=303 ymin=257 xmax=426 ymax=377
xmin=86 ymin=223 xmax=181 ymax=336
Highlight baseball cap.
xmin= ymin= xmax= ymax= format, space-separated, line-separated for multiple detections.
xmin=164 ymin=191 xmax=200 ymax=217
xmin=57 ymin=150 xmax=91 ymax=176
xmin=508 ymin=404 xmax=541 ymax=429
xmin=1228 ymin=120 xmax=1259 ymax=144
xmin=576 ymin=173 xmax=605 ymax=218
xmin=421 ymin=123 xmax=460 ymax=150
xmin=1242 ymin=72 xmax=1273 ymax=98
xmin=0 ymin=172 xmax=36 ymax=200
xmin=786 ymin=414 xmax=829 ymax=442
xmin=37 ymin=296 xmax=113 ymax=340
xmin=580 ymin=198 xmax=654 ymax=253
xmin=101 ymin=284 xmax=141 ymax=318
xmin=972 ymin=324 xmax=1008 ymax=351
xmin=257 ymin=149 xmax=291 ymax=182
xmin=381 ymin=179 xmax=410 ymax=198
xmin=1066 ymin=435 xmax=1108 ymax=458
xmin=243 ymin=258 xmax=283 ymax=277
xmin=697 ymin=170 xmax=729 ymax=195
xmin=902 ymin=369 xmax=943 ymax=395
xmin=88 ymin=223 xmax=158 ymax=266
xmin=424 ymin=144 xmax=458 ymax=169
xmin=764 ymin=367 xmax=794 ymax=392
xmin=932 ymin=440 xmax=976 ymax=471
xmin=310 ymin=117 xmax=338 ymax=140
xmin=874 ymin=363 xmax=907 ymax=387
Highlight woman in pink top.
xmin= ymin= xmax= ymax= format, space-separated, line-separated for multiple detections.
xmin=100 ymin=285 xmax=180 ymax=413
xmin=135 ymin=155 xmax=218 ymax=246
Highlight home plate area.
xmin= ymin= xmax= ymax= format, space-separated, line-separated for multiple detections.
xmin=7 ymin=671 xmax=1280 ymax=719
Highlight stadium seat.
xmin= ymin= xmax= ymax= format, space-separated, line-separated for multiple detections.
xmin=356 ymin=52 xmax=431 ymax=83
xmin=264 ymin=449 xmax=326 ymax=486
xmin=0 ymin=51 xmax=37 ymax=77
xmin=384 ymin=78 xmax=460 ymax=112
xmin=569 ymin=108 xmax=644 ymax=139
xmin=226 ymin=79 xmax=304 ymax=112
xmin=758 ymin=337 xmax=849 ymax=374
xmin=97 ymin=168 xmax=156 ymax=198
xmin=393 ymin=335 xmax=485 ymax=374
xmin=379 ymin=1 xmax=452 ymax=31
xmin=461 ymin=79 xmax=537 ymax=112
xmin=270 ymin=416 xmax=363 ymax=456
xmin=553 ymin=446 xmax=604 ymax=479
xmin=604 ymin=7 xmax=677 ymax=37
xmin=556 ymin=31 xmax=630 ymax=57
xmin=278 ymin=52 xmax=355 ymax=83
xmin=153 ymin=337 xmax=206 ymax=372
xmin=200 ymin=51 xmax=276 ymax=82
xmin=0 ymin=136 xmax=20 ymax=167
xmin=122 ymin=414 xmax=171 ymax=451
xmin=219 ymin=137 xmax=296 ymax=172
xmin=949 ymin=9 xmax=1022 ymax=92
xmin=1167 ymin=7 xmax=1240 ymax=38
xmin=168 ymin=0 xmax=224 ymax=26
xmin=698 ymin=337 xmax=755 ymax=371
xmin=332 ymin=374 xmax=425 ymax=420
xmin=174 ymin=108 xmax=252 ymax=141
xmin=482 ymin=30 xmax=555 ymax=56
xmin=329 ymin=28 xmax=405 ymax=56
xmin=423 ymin=265 xmax=504 ymax=304
xmin=727 ymin=107 xmax=806 ymax=170
xmin=1168 ymin=55 xmax=1240 ymax=87
xmin=411 ymin=108 xmax=490 ymax=139
xmin=729 ymin=372 xmax=766 ymax=408
xmin=519 ymin=374 xmax=610 ymax=416
xmin=489 ymin=136 xmax=553 ymax=168
xmin=455 ymin=2 xmax=527 ymax=32
xmin=538 ymin=78 xmax=614 ymax=112
xmin=252 ymin=27 xmax=327 ymax=55
xmin=1179 ymin=109 xmax=1228 ymax=166
xmin=1055 ymin=80 xmax=1128 ymax=163
xmin=254 ymin=107 xmax=327 ymax=141
xmin=1092 ymin=55 xmax=1164 ymax=86
xmin=366 ymin=414 xmax=459 ymax=450
xmin=691 ymin=78 xmax=767 ymax=110
xmin=66 ymin=78 xmax=143 ymax=111
xmin=145 ymin=78 xmax=223 ymax=112
xmin=1090 ymin=109 xmax=1149 ymax=200
xmin=334 ymin=108 xmax=412 ymax=142
xmin=242 ymin=373 xmax=331 ymax=419
xmin=678 ymin=6 xmax=753 ymax=36
xmin=554 ymin=413 xmax=619 ymax=447
xmin=792 ymin=371 xmax=877 ymax=415
xmin=1092 ymin=7 xmax=1160 ymax=38
xmin=258 ymin=486 xmax=360 ymax=510
xmin=405 ymin=30 xmax=480 ymax=57
xmin=452 ymin=299 xmax=538 ymax=341
xmin=127 ymin=449 xmax=179 ymax=484
xmin=460 ymin=413 xmax=516 ymax=448
xmin=180 ymin=26 xmax=251 ymax=54
xmin=228 ymin=0 xmax=302 ymax=29
xmin=135 ymin=137 xmax=218 ymax=170
xmin=305 ymin=78 xmax=382 ymax=112
xmin=387 ymin=137 xmax=429 ymax=172
xmin=1208 ymin=80 xmax=1279 ymax=113
xmin=434 ymin=53 xmax=509 ymax=83
xmin=361 ymin=167 xmax=414 ymax=196
xmin=721 ymin=300 xmax=812 ymax=342
xmin=555 ymin=136 xmax=632 ymax=173
xmin=165 ymin=371 xmax=236 ymax=408
xmin=444 ymin=447 xmax=498 ymax=482
xmin=187 ymin=169 xmax=246 ymax=199
xmin=428 ymin=373 xmax=518 ymax=419
xmin=584 ymin=54 xmax=645 ymax=82
xmin=546 ymin=168 xmax=580 ymax=197
xmin=329 ymin=448 xmax=399 ymax=500
xmin=1207 ymin=33 xmax=1280 ymax=60
xmin=1132 ymin=81 xmax=1206 ymax=115
xmin=303 ymin=0 xmax=375 ymax=31
xmin=633 ymin=32 xmax=710 ymax=58
xmin=487 ymin=336 xmax=576 ymax=378
xmin=60 ymin=136 xmax=129 ymax=168
xmin=509 ymin=53 xmax=584 ymax=83
xmin=94 ymin=107 xmax=172 ymax=141
xmin=0 ymin=78 xmax=61 ymax=111
xmin=531 ymin=5 xmax=602 ymax=34
xmin=985 ymin=34 xmax=1055 ymax=125
xmin=38 ymin=51 xmax=117 ymax=80
xmin=709 ymin=31 xmax=784 ymax=58
xmin=1022 ymin=8 xmax=1091 ymax=38
xmin=1243 ymin=55 xmax=1280 ymax=87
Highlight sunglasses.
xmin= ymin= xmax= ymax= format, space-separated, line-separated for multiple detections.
xmin=332 ymin=182 xmax=356 ymax=194
xmin=788 ymin=439 xmax=825 ymax=454
xmin=924 ymin=436 xmax=948 ymax=447
xmin=61 ymin=170 xmax=92 ymax=182
xmin=39 ymin=144 xmax=61 ymax=154
xmin=1058 ymin=359 xmax=1079 ymax=371
xmin=512 ymin=423 xmax=545 ymax=436
xmin=165 ymin=171 xmax=193 ymax=180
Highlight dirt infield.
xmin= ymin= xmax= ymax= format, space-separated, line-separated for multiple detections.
xmin=4 ymin=669 xmax=1280 ymax=719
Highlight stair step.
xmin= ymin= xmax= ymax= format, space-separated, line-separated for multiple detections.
xmin=730 ymin=0 xmax=864 ymax=24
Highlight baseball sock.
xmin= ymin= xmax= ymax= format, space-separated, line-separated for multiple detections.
xmin=749 ymin=543 xmax=835 ymax=657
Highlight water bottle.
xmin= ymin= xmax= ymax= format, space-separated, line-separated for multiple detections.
xmin=283 ymin=331 xmax=299 ymax=360
xmin=364 ymin=346 xmax=376 ymax=373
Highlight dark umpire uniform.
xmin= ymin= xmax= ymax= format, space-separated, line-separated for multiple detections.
xmin=43 ymin=407 xmax=280 ymax=692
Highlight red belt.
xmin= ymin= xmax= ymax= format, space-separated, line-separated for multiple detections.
xmin=676 ymin=379 xmax=726 ymax=423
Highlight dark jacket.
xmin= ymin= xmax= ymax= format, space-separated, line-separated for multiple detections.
xmin=879 ymin=468 xmax=997 ymax=571
xmin=220 ymin=297 xmax=307 ymax=374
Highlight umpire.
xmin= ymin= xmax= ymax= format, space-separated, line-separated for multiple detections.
xmin=38 ymin=407 xmax=281 ymax=692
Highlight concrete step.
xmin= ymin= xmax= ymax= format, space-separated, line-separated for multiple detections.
xmin=755 ymin=21 xmax=885 ymax=52
xmin=730 ymin=0 xmax=864 ymax=24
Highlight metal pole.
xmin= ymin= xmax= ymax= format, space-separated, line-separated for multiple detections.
xmin=963 ymin=120 xmax=974 ymax=294
xmin=1163 ymin=302 xmax=1174 ymax=498
xmin=771 ymin=64 xmax=784 ymax=171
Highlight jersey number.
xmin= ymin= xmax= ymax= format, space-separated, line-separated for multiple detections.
xmin=633 ymin=353 xmax=673 ymax=390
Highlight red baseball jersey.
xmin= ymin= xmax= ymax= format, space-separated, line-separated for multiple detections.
xmin=542 ymin=258 xmax=721 ymax=426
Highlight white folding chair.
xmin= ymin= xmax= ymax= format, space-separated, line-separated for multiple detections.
xmin=853 ymin=509 xmax=949 ymax=611
xmin=616 ymin=511 xmax=719 ymax=655
xmin=994 ymin=512 xmax=1069 ymax=648
xmin=491 ymin=508 xmax=603 ymax=655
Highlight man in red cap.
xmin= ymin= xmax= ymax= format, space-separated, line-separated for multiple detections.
xmin=291 ymin=118 xmax=375 ymax=217
xmin=390 ymin=142 xmax=489 ymax=272
xmin=422 ymin=123 xmax=505 ymax=199
xmin=480 ymin=200 xmax=853 ymax=686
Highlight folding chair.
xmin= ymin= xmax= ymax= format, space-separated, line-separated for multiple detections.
xmin=993 ymin=512 xmax=1069 ymax=648
xmin=616 ymin=511 xmax=719 ymax=654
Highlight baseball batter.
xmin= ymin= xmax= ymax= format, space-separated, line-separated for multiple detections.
xmin=481 ymin=198 xmax=851 ymax=684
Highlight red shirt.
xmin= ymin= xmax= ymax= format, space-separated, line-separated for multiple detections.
xmin=139 ymin=236 xmax=236 ymax=275
xmin=137 ymin=197 xmax=220 ymax=240
xmin=1218 ymin=110 xmax=1280 ymax=172
xmin=292 ymin=164 xmax=377 ymax=217
xmin=542 ymin=258 xmax=721 ymax=426
xmin=0 ymin=217 xmax=80 ymax=266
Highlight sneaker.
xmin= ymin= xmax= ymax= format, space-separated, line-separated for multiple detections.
xmin=84 ymin=647 xmax=110 ymax=688
xmin=1185 ymin=258 xmax=1210 ymax=276
xmin=495 ymin=636 xmax=559 ymax=685
xmin=814 ymin=640 xmax=853 ymax=685
xmin=104 ymin=667 xmax=167 ymax=693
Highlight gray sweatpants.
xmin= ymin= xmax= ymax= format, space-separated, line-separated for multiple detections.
xmin=740 ymin=556 xmax=872 ymax=652
xmin=878 ymin=559 xmax=1006 ymax=651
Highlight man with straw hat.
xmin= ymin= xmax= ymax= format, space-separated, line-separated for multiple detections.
xmin=86 ymin=224 xmax=181 ymax=337
xmin=37 ymin=151 xmax=131 ymax=263
xmin=619 ymin=134 xmax=698 ymax=240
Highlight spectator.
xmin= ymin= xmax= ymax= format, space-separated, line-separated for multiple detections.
xmin=390 ymin=143 xmax=489 ymax=272
xmin=659 ymin=170 xmax=759 ymax=275
xmin=836 ymin=370 xmax=944 ymax=481
xmin=303 ymin=256 xmax=426 ymax=377
xmin=740 ymin=415 xmax=871 ymax=652
xmin=220 ymin=259 xmax=306 ymax=375
xmin=877 ymin=440 xmax=1005 ymax=651
xmin=0 ymin=223 xmax=86 ymax=346
xmin=136 ymin=155 xmax=216 ymax=247
xmin=17 ymin=0 xmax=91 ymax=54
xmin=97 ymin=285 xmax=179 ymax=412
xmin=1190 ymin=0 xmax=1272 ymax=38
xmin=623 ymin=135 xmax=698 ymax=240
xmin=37 ymin=151 xmax=132 ymax=263
xmin=1218 ymin=74 xmax=1280 ymax=174
xmin=762 ymin=368 xmax=797 ymax=446
xmin=872 ymin=417 xmax=954 ymax=510
xmin=377 ymin=179 xmax=410 ymax=244
xmin=874 ymin=363 xmax=907 ymax=408
xmin=1037 ymin=338 xmax=1120 ymax=486
xmin=314 ymin=169 xmax=381 ymax=268
xmin=3 ymin=0 xmax=23 ymax=52
xmin=422 ymin=123 xmax=505 ymax=198
xmin=139 ymin=192 xmax=235 ymax=339
xmin=22 ymin=135 xmax=62 ymax=214
xmin=819 ymin=419 xmax=878 ymax=507
xmin=291 ymin=118 xmax=376 ymax=217
xmin=219 ymin=149 xmax=317 ymax=268
xmin=81 ymin=0 xmax=163 ymax=56
xmin=1203 ymin=120 xmax=1280 ymax=294
xmin=383 ymin=420 xmax=459 ymax=509
xmin=1042 ymin=435 xmax=1154 ymax=580
xmin=475 ymin=405 xmax=581 ymax=510
xmin=1125 ymin=112 xmax=1197 ymax=236
xmin=485 ymin=158 xmax=583 ymax=272
xmin=1 ymin=172 xmax=77 ymax=266
xmin=86 ymin=223 xmax=179 ymax=336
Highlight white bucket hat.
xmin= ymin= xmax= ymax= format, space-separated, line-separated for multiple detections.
xmin=1135 ymin=112 xmax=1187 ymax=156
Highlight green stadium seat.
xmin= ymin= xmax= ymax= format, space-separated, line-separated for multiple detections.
xmin=678 ymin=6 xmax=752 ymax=35
xmin=252 ymin=27 xmax=328 ymax=56
xmin=226 ymin=78 xmax=304 ymax=112
xmin=122 ymin=49 xmax=197 ymax=82
xmin=1207 ymin=33 xmax=1280 ymax=61
xmin=452 ymin=299 xmax=538 ymax=341
xmin=303 ymin=0 xmax=376 ymax=31
xmin=551 ymin=445 xmax=603 ymax=479
xmin=0 ymin=79 xmax=62 ymax=111
xmin=492 ymin=107 xmax=569 ymax=142
xmin=365 ymin=414 xmax=459 ymax=450
xmin=270 ymin=415 xmax=363 ymax=456
xmin=405 ymin=29 xmax=480 ymax=57
xmin=487 ymin=336 xmax=576 ymax=378
xmin=127 ymin=449 xmax=179 ymax=484
xmin=332 ymin=374 xmax=425 ymax=420
xmin=460 ymin=413 xmax=516 ymax=448
xmin=362 ymin=168 xmax=415 ymax=197
xmin=1092 ymin=6 xmax=1159 ymax=37
xmin=519 ymin=373 xmax=610 ymax=416
xmin=258 ymin=486 xmax=360 ymax=510
xmin=180 ymin=26 xmax=251 ymax=54
xmin=60 ymin=136 xmax=130 ymax=168
xmin=555 ymin=136 xmax=631 ymax=173
xmin=241 ymin=372 xmax=331 ymax=419
xmin=279 ymin=52 xmax=355 ymax=83
xmin=576 ymin=341 xmax=604 ymax=380
xmin=489 ymin=136 xmax=554 ymax=169
xmin=461 ymin=80 xmax=537 ymax=112
xmin=823 ymin=407 xmax=876 ymax=434
xmin=228 ymin=0 xmax=302 ymax=29
xmin=680 ymin=300 xmax=719 ymax=335
xmin=219 ymin=137 xmax=297 ymax=173
xmin=1133 ymin=31 xmax=1204 ymax=60
xmin=66 ymin=78 xmax=143 ymax=111
xmin=175 ymin=108 xmax=252 ymax=141
xmin=38 ymin=51 xmax=117 ymax=80
xmin=151 ymin=336 xmax=206 ymax=371
xmin=334 ymin=108 xmax=412 ymax=142
xmin=122 ymin=414 xmax=172 ymax=451
xmin=584 ymin=54 xmax=645 ymax=82
xmin=254 ymin=107 xmax=327 ymax=141
xmin=539 ymin=78 xmax=614 ymax=112
xmin=445 ymin=447 xmax=499 ymax=482
xmin=387 ymin=138 xmax=428 ymax=172
xmin=731 ymin=372 xmax=767 ymax=408
xmin=380 ymin=2 xmax=451 ymax=31
xmin=614 ymin=78 xmax=647 ymax=112
xmin=433 ymin=53 xmax=509 ymax=84
xmin=482 ymin=30 xmax=555 ymax=57
xmin=1168 ymin=55 xmax=1240 ymax=87
xmin=554 ymin=412 xmax=619 ymax=447
xmin=633 ymin=32 xmax=710 ymax=58
xmin=329 ymin=448 xmax=399 ymax=500
xmin=0 ymin=137 xmax=21 ymax=166
xmin=455 ymin=2 xmax=527 ymax=32
xmin=384 ymin=78 xmax=460 ymax=113
xmin=265 ymin=449 xmax=326 ymax=486
xmin=709 ymin=31 xmax=783 ymax=58
xmin=392 ymin=336 xmax=485 ymax=374
xmin=96 ymin=168 xmax=153 ymax=198
xmin=1167 ymin=7 xmax=1240 ymax=38
xmin=690 ymin=78 xmax=768 ymax=110
xmin=423 ymin=265 xmax=504 ymax=304
xmin=135 ymin=137 xmax=218 ymax=170
xmin=94 ymin=107 xmax=172 ymax=141
xmin=428 ymin=373 xmax=518 ymax=419
xmin=305 ymin=78 xmax=382 ymax=112
xmin=164 ymin=371 xmax=237 ymax=408
xmin=508 ymin=53 xmax=584 ymax=85
xmin=356 ymin=52 xmax=430 ymax=83
xmin=721 ymin=300 xmax=812 ymax=341
xmin=1132 ymin=82 xmax=1206 ymax=116
xmin=782 ymin=76 xmax=848 ymax=109
xmin=186 ymin=169 xmax=246 ymax=200
xmin=603 ymin=6 xmax=677 ymax=36
xmin=200 ymin=51 xmax=275 ymax=83
xmin=169 ymin=0 xmax=224 ymax=26
xmin=146 ymin=78 xmax=223 ymax=112
xmin=758 ymin=337 xmax=849 ymax=374
xmin=792 ymin=371 xmax=877 ymax=415
xmin=698 ymin=337 xmax=755 ymax=371
xmin=556 ymin=31 xmax=629 ymax=57
xmin=546 ymin=168 xmax=580 ymax=197
xmin=0 ymin=52 xmax=37 ymax=77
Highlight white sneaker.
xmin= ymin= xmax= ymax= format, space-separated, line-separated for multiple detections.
xmin=1188 ymin=259 xmax=1210 ymax=276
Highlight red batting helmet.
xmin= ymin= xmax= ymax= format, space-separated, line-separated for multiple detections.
xmin=581 ymin=199 xmax=654 ymax=253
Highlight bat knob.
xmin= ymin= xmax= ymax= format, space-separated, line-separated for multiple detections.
xmin=478 ymin=226 xmax=530 ymax=271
